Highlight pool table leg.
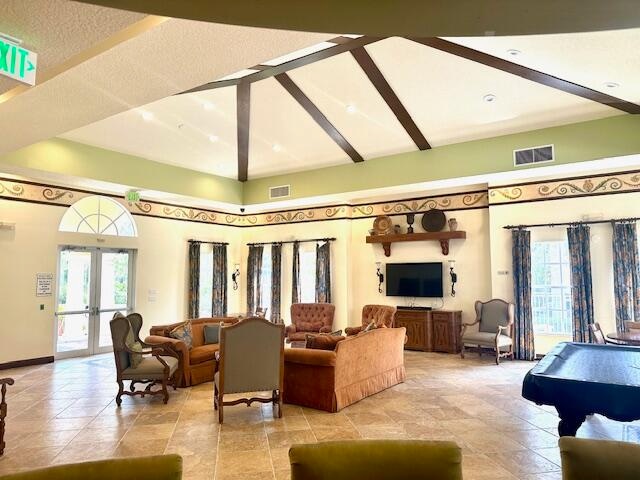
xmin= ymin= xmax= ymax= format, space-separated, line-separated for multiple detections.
xmin=556 ymin=409 xmax=587 ymax=437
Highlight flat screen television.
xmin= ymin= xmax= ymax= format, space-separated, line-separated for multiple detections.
xmin=385 ymin=262 xmax=443 ymax=298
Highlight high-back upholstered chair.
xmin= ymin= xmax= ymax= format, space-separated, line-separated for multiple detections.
xmin=345 ymin=305 xmax=397 ymax=336
xmin=559 ymin=437 xmax=640 ymax=480
xmin=286 ymin=303 xmax=335 ymax=343
xmin=0 ymin=378 xmax=14 ymax=456
xmin=214 ymin=317 xmax=284 ymax=423
xmin=110 ymin=313 xmax=180 ymax=405
xmin=289 ymin=440 xmax=462 ymax=480
xmin=460 ymin=299 xmax=515 ymax=365
xmin=0 ymin=454 xmax=183 ymax=480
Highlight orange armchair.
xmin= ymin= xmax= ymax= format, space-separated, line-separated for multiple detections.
xmin=345 ymin=305 xmax=397 ymax=336
xmin=286 ymin=303 xmax=335 ymax=343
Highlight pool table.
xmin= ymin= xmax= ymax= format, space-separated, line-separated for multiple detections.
xmin=522 ymin=342 xmax=640 ymax=436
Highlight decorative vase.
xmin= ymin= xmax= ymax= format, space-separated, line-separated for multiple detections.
xmin=448 ymin=218 xmax=458 ymax=231
xmin=406 ymin=213 xmax=415 ymax=234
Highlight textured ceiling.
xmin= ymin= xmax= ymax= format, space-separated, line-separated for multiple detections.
xmin=0 ymin=0 xmax=145 ymax=94
xmin=61 ymin=30 xmax=638 ymax=180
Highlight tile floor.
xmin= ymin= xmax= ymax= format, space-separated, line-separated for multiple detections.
xmin=1 ymin=351 xmax=639 ymax=479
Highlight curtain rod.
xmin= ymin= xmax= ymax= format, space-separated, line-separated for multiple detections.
xmin=503 ymin=217 xmax=640 ymax=230
xmin=247 ymin=237 xmax=336 ymax=246
xmin=188 ymin=239 xmax=229 ymax=245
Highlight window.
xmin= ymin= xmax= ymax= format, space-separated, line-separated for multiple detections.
xmin=59 ymin=196 xmax=137 ymax=237
xmin=531 ymin=241 xmax=572 ymax=335
xmin=198 ymin=244 xmax=214 ymax=318
xmin=299 ymin=247 xmax=316 ymax=303
xmin=259 ymin=247 xmax=272 ymax=318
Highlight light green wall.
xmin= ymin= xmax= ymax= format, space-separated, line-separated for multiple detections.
xmin=0 ymin=138 xmax=243 ymax=204
xmin=243 ymin=115 xmax=640 ymax=204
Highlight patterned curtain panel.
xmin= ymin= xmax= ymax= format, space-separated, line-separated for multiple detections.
xmin=246 ymin=245 xmax=263 ymax=313
xmin=188 ymin=241 xmax=200 ymax=319
xmin=315 ymin=241 xmax=332 ymax=303
xmin=292 ymin=241 xmax=301 ymax=304
xmin=512 ymin=229 xmax=535 ymax=360
xmin=567 ymin=225 xmax=595 ymax=342
xmin=612 ymin=222 xmax=640 ymax=331
xmin=271 ymin=243 xmax=282 ymax=322
xmin=211 ymin=244 xmax=228 ymax=316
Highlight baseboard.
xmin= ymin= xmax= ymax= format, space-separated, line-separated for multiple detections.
xmin=0 ymin=356 xmax=54 ymax=370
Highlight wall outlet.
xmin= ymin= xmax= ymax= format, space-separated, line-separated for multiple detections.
xmin=39 ymin=304 xmax=45 ymax=310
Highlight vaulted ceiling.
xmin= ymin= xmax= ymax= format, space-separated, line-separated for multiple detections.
xmin=60 ymin=28 xmax=640 ymax=182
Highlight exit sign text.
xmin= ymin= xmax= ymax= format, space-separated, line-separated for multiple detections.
xmin=0 ymin=38 xmax=37 ymax=85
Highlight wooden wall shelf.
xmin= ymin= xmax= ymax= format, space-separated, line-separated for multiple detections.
xmin=366 ymin=231 xmax=466 ymax=256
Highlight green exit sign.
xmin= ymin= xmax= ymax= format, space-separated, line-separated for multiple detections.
xmin=0 ymin=38 xmax=37 ymax=85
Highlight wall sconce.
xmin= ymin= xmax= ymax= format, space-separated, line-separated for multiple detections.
xmin=376 ymin=261 xmax=384 ymax=294
xmin=231 ymin=263 xmax=240 ymax=290
xmin=448 ymin=260 xmax=457 ymax=297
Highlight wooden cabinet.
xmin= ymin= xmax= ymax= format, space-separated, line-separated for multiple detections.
xmin=395 ymin=308 xmax=461 ymax=354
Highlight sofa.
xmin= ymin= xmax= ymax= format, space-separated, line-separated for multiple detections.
xmin=345 ymin=304 xmax=397 ymax=336
xmin=283 ymin=327 xmax=406 ymax=412
xmin=145 ymin=317 xmax=239 ymax=387
xmin=285 ymin=303 xmax=335 ymax=343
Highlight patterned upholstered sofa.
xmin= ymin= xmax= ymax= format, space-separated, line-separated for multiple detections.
xmin=345 ymin=304 xmax=397 ymax=336
xmin=145 ymin=317 xmax=240 ymax=386
xmin=285 ymin=303 xmax=335 ymax=343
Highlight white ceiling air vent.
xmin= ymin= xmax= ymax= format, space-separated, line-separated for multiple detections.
xmin=269 ymin=185 xmax=290 ymax=199
xmin=513 ymin=144 xmax=554 ymax=166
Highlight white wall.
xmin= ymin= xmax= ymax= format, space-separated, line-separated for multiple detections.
xmin=0 ymin=199 xmax=242 ymax=364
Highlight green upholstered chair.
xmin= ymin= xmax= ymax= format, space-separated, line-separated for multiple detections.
xmin=214 ymin=317 xmax=284 ymax=423
xmin=289 ymin=440 xmax=462 ymax=480
xmin=110 ymin=313 xmax=180 ymax=405
xmin=0 ymin=454 xmax=182 ymax=480
xmin=461 ymin=299 xmax=515 ymax=364
xmin=559 ymin=437 xmax=640 ymax=480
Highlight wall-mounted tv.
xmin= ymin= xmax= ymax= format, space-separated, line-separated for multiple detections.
xmin=386 ymin=262 xmax=443 ymax=298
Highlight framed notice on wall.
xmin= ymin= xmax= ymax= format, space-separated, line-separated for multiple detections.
xmin=36 ymin=273 xmax=53 ymax=296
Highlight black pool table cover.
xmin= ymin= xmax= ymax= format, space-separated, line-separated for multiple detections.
xmin=522 ymin=342 xmax=640 ymax=436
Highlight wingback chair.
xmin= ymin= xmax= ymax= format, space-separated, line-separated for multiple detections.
xmin=0 ymin=378 xmax=14 ymax=456
xmin=286 ymin=303 xmax=335 ymax=343
xmin=345 ymin=305 xmax=397 ymax=336
xmin=460 ymin=299 xmax=515 ymax=365
xmin=214 ymin=317 xmax=284 ymax=423
xmin=110 ymin=313 xmax=180 ymax=405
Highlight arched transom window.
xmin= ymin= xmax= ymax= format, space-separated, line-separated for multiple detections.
xmin=59 ymin=196 xmax=137 ymax=237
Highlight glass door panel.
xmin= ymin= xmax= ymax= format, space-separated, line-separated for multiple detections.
xmin=56 ymin=313 xmax=90 ymax=354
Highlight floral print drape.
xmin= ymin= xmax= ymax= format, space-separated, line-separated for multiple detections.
xmin=211 ymin=244 xmax=227 ymax=316
xmin=567 ymin=225 xmax=595 ymax=343
xmin=188 ymin=241 xmax=200 ymax=319
xmin=612 ymin=222 xmax=640 ymax=332
xmin=512 ymin=229 xmax=535 ymax=360
xmin=271 ymin=243 xmax=282 ymax=322
xmin=315 ymin=241 xmax=332 ymax=303
xmin=292 ymin=241 xmax=301 ymax=304
xmin=246 ymin=245 xmax=263 ymax=314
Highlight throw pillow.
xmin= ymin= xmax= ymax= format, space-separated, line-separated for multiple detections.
xmin=363 ymin=321 xmax=376 ymax=332
xmin=203 ymin=324 xmax=220 ymax=345
xmin=170 ymin=320 xmax=193 ymax=349
xmin=325 ymin=329 xmax=343 ymax=336
xmin=306 ymin=334 xmax=345 ymax=351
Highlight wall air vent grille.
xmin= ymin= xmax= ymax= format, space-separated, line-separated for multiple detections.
xmin=513 ymin=144 xmax=554 ymax=166
xmin=269 ymin=185 xmax=291 ymax=199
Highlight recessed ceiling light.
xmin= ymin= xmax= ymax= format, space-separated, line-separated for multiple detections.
xmin=603 ymin=82 xmax=620 ymax=89
xmin=208 ymin=134 xmax=219 ymax=143
xmin=506 ymin=49 xmax=521 ymax=56
xmin=346 ymin=104 xmax=357 ymax=114
xmin=272 ymin=143 xmax=282 ymax=153
xmin=140 ymin=111 xmax=153 ymax=121
xmin=483 ymin=94 xmax=497 ymax=103
xmin=203 ymin=101 xmax=215 ymax=111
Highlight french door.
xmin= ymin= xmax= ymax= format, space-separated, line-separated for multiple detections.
xmin=55 ymin=247 xmax=136 ymax=358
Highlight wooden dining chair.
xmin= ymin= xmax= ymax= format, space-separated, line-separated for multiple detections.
xmin=589 ymin=323 xmax=607 ymax=344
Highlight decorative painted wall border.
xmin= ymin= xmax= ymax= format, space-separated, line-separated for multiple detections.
xmin=0 ymin=177 xmax=488 ymax=227
xmin=489 ymin=169 xmax=640 ymax=205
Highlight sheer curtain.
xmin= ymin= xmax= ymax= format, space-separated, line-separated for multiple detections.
xmin=512 ymin=229 xmax=535 ymax=360
xmin=567 ymin=225 xmax=595 ymax=342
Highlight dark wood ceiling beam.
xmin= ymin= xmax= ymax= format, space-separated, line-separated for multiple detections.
xmin=409 ymin=37 xmax=640 ymax=115
xmin=275 ymin=73 xmax=363 ymax=163
xmin=350 ymin=46 xmax=430 ymax=150
xmin=236 ymin=82 xmax=251 ymax=182
xmin=178 ymin=36 xmax=383 ymax=95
